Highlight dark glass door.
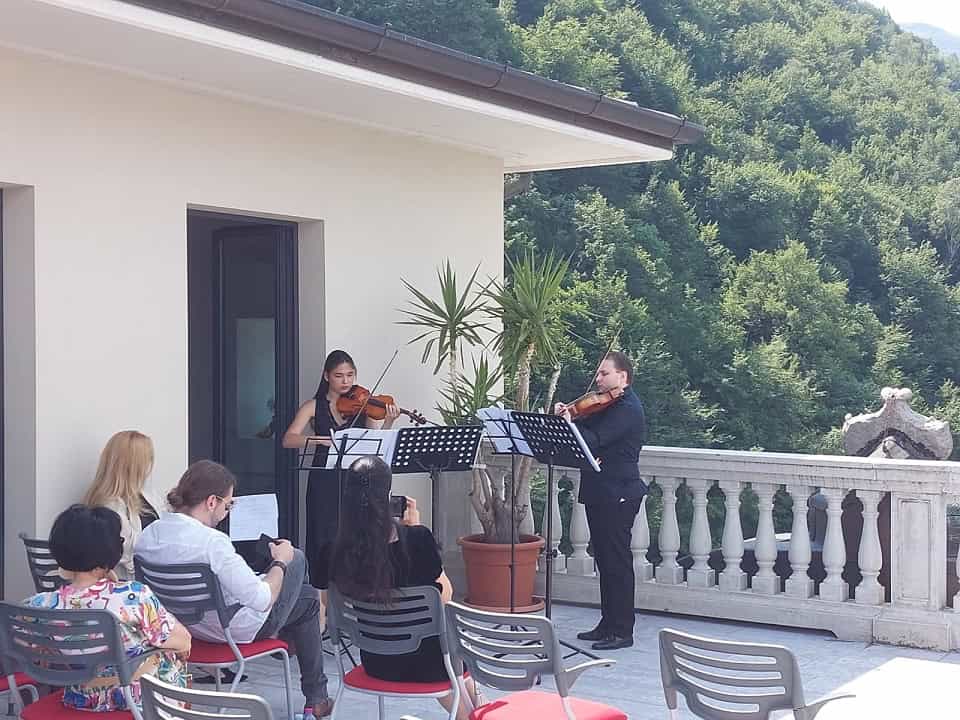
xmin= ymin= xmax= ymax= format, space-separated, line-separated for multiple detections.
xmin=188 ymin=219 xmax=298 ymax=544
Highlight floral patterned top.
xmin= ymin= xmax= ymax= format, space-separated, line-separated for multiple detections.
xmin=25 ymin=578 xmax=186 ymax=712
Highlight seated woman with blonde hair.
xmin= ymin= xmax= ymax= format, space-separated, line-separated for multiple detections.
xmin=83 ymin=430 xmax=162 ymax=580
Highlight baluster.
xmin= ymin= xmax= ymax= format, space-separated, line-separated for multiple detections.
xmin=955 ymin=494 xmax=960 ymax=613
xmin=855 ymin=489 xmax=883 ymax=605
xmin=566 ymin=471 xmax=594 ymax=576
xmin=752 ymin=484 xmax=781 ymax=594
xmin=955 ymin=512 xmax=960 ymax=613
xmin=687 ymin=479 xmax=715 ymax=588
xmin=631 ymin=493 xmax=654 ymax=582
xmin=541 ymin=471 xmax=564 ymax=572
xmin=785 ymin=485 xmax=814 ymax=598
xmin=819 ymin=487 xmax=848 ymax=602
xmin=656 ymin=478 xmax=684 ymax=585
xmin=718 ymin=480 xmax=747 ymax=591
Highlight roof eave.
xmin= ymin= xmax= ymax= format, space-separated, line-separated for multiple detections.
xmin=124 ymin=0 xmax=705 ymax=148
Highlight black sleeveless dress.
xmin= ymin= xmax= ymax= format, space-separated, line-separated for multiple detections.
xmin=305 ymin=393 xmax=366 ymax=590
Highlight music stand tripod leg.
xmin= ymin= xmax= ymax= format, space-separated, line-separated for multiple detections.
xmin=544 ymin=450 xmax=600 ymax=661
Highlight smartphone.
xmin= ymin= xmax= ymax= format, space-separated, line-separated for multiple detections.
xmin=389 ymin=495 xmax=407 ymax=518
xmin=257 ymin=533 xmax=279 ymax=564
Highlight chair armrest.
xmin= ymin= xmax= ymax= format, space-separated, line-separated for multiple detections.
xmin=563 ymin=657 xmax=617 ymax=690
xmin=795 ymin=693 xmax=855 ymax=720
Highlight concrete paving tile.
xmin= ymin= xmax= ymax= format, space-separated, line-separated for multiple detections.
xmin=217 ymin=603 xmax=960 ymax=719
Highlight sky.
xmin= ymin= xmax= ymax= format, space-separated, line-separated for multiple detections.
xmin=863 ymin=0 xmax=960 ymax=36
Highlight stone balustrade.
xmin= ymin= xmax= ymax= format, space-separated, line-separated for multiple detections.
xmin=441 ymin=446 xmax=960 ymax=650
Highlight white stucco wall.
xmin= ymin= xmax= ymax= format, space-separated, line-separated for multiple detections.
xmin=0 ymin=47 xmax=503 ymax=599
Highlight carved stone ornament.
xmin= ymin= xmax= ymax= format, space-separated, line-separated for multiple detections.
xmin=842 ymin=387 xmax=953 ymax=460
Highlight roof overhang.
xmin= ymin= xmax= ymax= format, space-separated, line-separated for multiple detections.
xmin=1 ymin=0 xmax=704 ymax=172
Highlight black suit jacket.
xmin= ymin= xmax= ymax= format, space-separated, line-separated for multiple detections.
xmin=575 ymin=386 xmax=647 ymax=505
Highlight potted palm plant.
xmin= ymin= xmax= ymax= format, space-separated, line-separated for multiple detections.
xmin=400 ymin=252 xmax=569 ymax=610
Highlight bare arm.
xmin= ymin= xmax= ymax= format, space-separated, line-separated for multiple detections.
xmin=158 ymin=621 xmax=192 ymax=656
xmin=264 ymin=540 xmax=296 ymax=604
xmin=437 ymin=571 xmax=453 ymax=604
xmin=282 ymin=399 xmax=330 ymax=450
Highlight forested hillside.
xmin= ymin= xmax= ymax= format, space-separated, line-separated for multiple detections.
xmin=308 ymin=0 xmax=960 ymax=457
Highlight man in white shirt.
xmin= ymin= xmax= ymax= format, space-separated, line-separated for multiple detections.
xmin=136 ymin=460 xmax=331 ymax=719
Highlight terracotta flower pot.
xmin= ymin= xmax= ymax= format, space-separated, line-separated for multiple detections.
xmin=457 ymin=533 xmax=546 ymax=612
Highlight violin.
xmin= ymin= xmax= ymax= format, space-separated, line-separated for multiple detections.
xmin=337 ymin=385 xmax=428 ymax=426
xmin=562 ymin=387 xmax=624 ymax=421
xmin=559 ymin=325 xmax=625 ymax=421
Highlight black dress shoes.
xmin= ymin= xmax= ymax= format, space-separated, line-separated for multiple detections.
xmin=576 ymin=626 xmax=607 ymax=641
xmin=592 ymin=634 xmax=634 ymax=651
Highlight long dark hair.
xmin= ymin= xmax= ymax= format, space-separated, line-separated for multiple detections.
xmin=314 ymin=350 xmax=356 ymax=400
xmin=330 ymin=456 xmax=399 ymax=603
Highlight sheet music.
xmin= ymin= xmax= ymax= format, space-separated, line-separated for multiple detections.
xmin=228 ymin=493 xmax=279 ymax=541
xmin=479 ymin=407 xmax=601 ymax=472
xmin=568 ymin=422 xmax=601 ymax=472
xmin=324 ymin=428 xmax=399 ymax=469
xmin=476 ymin=407 xmax=532 ymax=455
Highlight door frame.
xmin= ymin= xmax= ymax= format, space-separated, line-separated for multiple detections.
xmin=0 ymin=190 xmax=5 ymax=597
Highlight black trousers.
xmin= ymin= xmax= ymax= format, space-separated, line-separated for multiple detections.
xmin=585 ymin=498 xmax=642 ymax=638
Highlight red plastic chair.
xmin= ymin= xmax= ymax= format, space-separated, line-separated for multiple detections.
xmin=327 ymin=584 xmax=461 ymax=720
xmin=134 ymin=558 xmax=294 ymax=720
xmin=0 ymin=602 xmax=153 ymax=720
xmin=0 ymin=664 xmax=39 ymax=716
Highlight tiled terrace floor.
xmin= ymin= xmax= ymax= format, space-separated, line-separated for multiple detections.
xmin=234 ymin=603 xmax=959 ymax=719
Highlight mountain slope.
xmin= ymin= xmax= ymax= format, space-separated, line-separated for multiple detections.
xmin=903 ymin=22 xmax=960 ymax=56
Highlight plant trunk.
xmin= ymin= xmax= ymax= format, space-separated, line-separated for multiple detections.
xmin=448 ymin=348 xmax=459 ymax=403
xmin=512 ymin=457 xmax=533 ymax=542
xmin=543 ymin=363 xmax=562 ymax=413
xmin=515 ymin=341 xmax=536 ymax=413
xmin=508 ymin=342 xmax=539 ymax=541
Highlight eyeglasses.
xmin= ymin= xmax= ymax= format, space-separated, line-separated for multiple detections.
xmin=215 ymin=496 xmax=236 ymax=512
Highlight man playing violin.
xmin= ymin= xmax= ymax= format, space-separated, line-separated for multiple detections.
xmin=555 ymin=351 xmax=646 ymax=650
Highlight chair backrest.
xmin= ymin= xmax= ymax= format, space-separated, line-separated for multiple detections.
xmin=443 ymin=601 xmax=570 ymax=694
xmin=140 ymin=673 xmax=274 ymax=720
xmin=134 ymin=558 xmax=240 ymax=630
xmin=0 ymin=601 xmax=140 ymax=687
xmin=327 ymin=584 xmax=447 ymax=657
xmin=659 ymin=628 xmax=805 ymax=720
xmin=19 ymin=533 xmax=67 ymax=592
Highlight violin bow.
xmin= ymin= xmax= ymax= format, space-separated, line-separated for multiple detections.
xmin=347 ymin=348 xmax=399 ymax=430
xmin=579 ymin=324 xmax=622 ymax=400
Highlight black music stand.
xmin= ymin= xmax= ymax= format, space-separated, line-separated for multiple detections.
xmin=391 ymin=425 xmax=483 ymax=548
xmin=510 ymin=410 xmax=600 ymax=660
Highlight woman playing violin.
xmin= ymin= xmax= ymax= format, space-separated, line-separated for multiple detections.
xmin=554 ymin=351 xmax=646 ymax=652
xmin=282 ymin=350 xmax=400 ymax=591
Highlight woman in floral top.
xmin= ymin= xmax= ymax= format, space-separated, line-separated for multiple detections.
xmin=25 ymin=505 xmax=192 ymax=712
